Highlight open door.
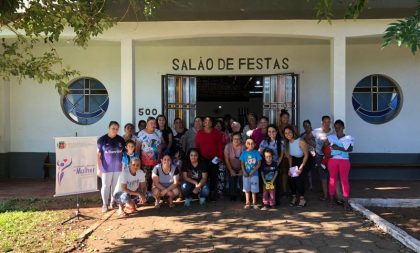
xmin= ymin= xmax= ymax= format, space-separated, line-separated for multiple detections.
xmin=162 ymin=75 xmax=197 ymax=128
xmin=262 ymin=74 xmax=298 ymax=126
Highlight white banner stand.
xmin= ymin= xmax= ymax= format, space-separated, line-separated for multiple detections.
xmin=54 ymin=136 xmax=98 ymax=223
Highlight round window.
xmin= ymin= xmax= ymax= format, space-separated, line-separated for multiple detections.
xmin=62 ymin=77 xmax=109 ymax=125
xmin=352 ymin=74 xmax=402 ymax=124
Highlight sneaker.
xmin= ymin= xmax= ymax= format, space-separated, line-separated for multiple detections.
xmin=101 ymin=205 xmax=108 ymax=213
xmin=199 ymin=197 xmax=206 ymax=205
xmin=261 ymin=205 xmax=269 ymax=210
xmin=184 ymin=198 xmax=192 ymax=207
xmin=253 ymin=204 xmax=260 ymax=210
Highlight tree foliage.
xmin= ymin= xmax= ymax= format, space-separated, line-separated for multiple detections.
xmin=0 ymin=0 xmax=117 ymax=94
xmin=314 ymin=0 xmax=419 ymax=55
xmin=0 ymin=0 xmax=163 ymax=95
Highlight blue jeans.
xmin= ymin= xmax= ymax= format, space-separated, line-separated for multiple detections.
xmin=113 ymin=192 xmax=137 ymax=204
xmin=181 ymin=182 xmax=210 ymax=198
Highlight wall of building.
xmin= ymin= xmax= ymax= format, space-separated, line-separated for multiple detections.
xmin=6 ymin=41 xmax=121 ymax=178
xmin=2 ymin=19 xmax=419 ymax=178
xmin=346 ymin=42 xmax=420 ymax=153
xmin=135 ymin=42 xmax=331 ymax=131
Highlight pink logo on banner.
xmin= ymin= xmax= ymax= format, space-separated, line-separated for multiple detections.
xmin=56 ymin=157 xmax=72 ymax=185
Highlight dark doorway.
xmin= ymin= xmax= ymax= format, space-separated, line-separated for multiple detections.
xmin=196 ymin=75 xmax=263 ymax=126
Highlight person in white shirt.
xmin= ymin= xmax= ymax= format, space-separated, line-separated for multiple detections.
xmin=312 ymin=115 xmax=335 ymax=201
xmin=113 ymin=158 xmax=146 ymax=216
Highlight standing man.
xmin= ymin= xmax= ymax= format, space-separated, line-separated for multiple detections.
xmin=312 ymin=115 xmax=335 ymax=201
xmin=137 ymin=117 xmax=164 ymax=192
xmin=97 ymin=121 xmax=126 ymax=213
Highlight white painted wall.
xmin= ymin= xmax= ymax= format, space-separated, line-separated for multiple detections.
xmin=0 ymin=80 xmax=11 ymax=153
xmin=9 ymin=41 xmax=121 ymax=152
xmin=4 ymin=20 xmax=419 ymax=154
xmin=135 ymin=43 xmax=331 ymax=132
xmin=346 ymin=42 xmax=420 ymax=153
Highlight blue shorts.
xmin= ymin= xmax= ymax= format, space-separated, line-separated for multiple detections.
xmin=243 ymin=176 xmax=259 ymax=193
xmin=113 ymin=192 xmax=137 ymax=204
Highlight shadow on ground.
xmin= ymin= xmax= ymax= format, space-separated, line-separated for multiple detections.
xmin=79 ymin=198 xmax=411 ymax=253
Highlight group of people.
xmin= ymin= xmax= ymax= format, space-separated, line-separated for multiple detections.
xmin=97 ymin=110 xmax=354 ymax=216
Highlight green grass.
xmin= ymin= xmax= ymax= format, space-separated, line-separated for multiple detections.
xmin=0 ymin=198 xmax=85 ymax=253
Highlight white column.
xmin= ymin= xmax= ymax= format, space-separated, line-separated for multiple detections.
xmin=0 ymin=79 xmax=11 ymax=154
xmin=120 ymin=38 xmax=135 ymax=126
xmin=330 ymin=36 xmax=346 ymax=122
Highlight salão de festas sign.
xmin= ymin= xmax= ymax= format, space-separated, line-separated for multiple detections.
xmin=172 ymin=57 xmax=289 ymax=71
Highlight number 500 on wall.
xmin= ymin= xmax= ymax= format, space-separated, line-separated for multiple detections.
xmin=138 ymin=108 xmax=158 ymax=116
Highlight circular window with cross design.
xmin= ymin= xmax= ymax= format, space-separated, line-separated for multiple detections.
xmin=352 ymin=74 xmax=402 ymax=124
xmin=61 ymin=77 xmax=109 ymax=125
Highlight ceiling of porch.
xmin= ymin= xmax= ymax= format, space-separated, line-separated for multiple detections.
xmin=107 ymin=0 xmax=418 ymax=22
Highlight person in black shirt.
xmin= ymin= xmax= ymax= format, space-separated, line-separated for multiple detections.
xmin=181 ymin=148 xmax=209 ymax=206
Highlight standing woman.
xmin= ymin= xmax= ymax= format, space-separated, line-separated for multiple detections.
xmin=181 ymin=148 xmax=210 ymax=206
xmin=242 ymin=112 xmax=258 ymax=139
xmin=171 ymin=118 xmax=187 ymax=156
xmin=300 ymin=120 xmax=316 ymax=190
xmin=283 ymin=125 xmax=309 ymax=207
xmin=152 ymin=154 xmax=180 ymax=208
xmin=156 ymin=115 xmax=173 ymax=156
xmin=195 ymin=116 xmax=224 ymax=200
xmin=181 ymin=116 xmax=202 ymax=154
xmin=123 ymin=123 xmax=137 ymax=142
xmin=215 ymin=119 xmax=229 ymax=147
xmin=224 ymin=132 xmax=245 ymax=201
xmin=327 ymin=120 xmax=354 ymax=211
xmin=97 ymin=121 xmax=126 ymax=213
xmin=250 ymin=116 xmax=269 ymax=149
xmin=137 ymin=117 xmax=164 ymax=192
xmin=258 ymin=124 xmax=284 ymax=204
xmin=277 ymin=109 xmax=298 ymax=197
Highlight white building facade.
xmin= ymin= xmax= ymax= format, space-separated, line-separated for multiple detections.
xmin=0 ymin=17 xmax=419 ymax=179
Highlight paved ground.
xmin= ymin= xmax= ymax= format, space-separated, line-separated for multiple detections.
xmin=1 ymin=179 xmax=419 ymax=252
xmin=75 ymin=197 xmax=414 ymax=253
xmin=2 ymin=179 xmax=420 ymax=200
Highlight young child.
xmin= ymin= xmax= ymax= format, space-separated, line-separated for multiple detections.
xmin=240 ymin=138 xmax=262 ymax=209
xmin=122 ymin=140 xmax=139 ymax=172
xmin=260 ymin=148 xmax=278 ymax=209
